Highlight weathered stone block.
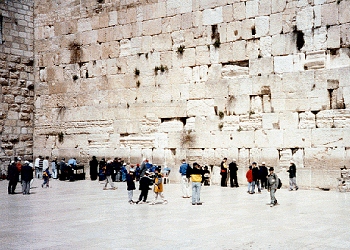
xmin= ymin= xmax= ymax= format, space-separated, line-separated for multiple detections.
xmin=296 ymin=6 xmax=314 ymax=31
xmin=246 ymin=0 xmax=259 ymax=18
xmin=241 ymin=18 xmax=255 ymax=40
xmin=202 ymin=7 xmax=223 ymax=25
xmin=279 ymin=111 xmax=298 ymax=129
xmin=255 ymin=129 xmax=283 ymax=148
xmin=283 ymin=129 xmax=311 ymax=148
xmin=321 ymin=3 xmax=339 ymax=26
xmin=271 ymin=0 xmax=286 ymax=13
xmin=249 ymin=57 xmax=273 ymax=76
xmin=232 ymin=2 xmax=246 ymax=21
xmin=274 ymin=55 xmax=294 ymax=73
xmin=187 ymin=99 xmax=215 ymax=117
xmin=142 ymin=19 xmax=162 ymax=36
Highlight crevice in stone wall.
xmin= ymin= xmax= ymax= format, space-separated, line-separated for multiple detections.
xmin=69 ymin=42 xmax=82 ymax=64
xmin=293 ymin=26 xmax=305 ymax=51
xmin=327 ymin=79 xmax=345 ymax=109
xmin=222 ymin=60 xmax=249 ymax=67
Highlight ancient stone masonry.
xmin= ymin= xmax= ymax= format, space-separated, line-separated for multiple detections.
xmin=0 ymin=0 xmax=34 ymax=164
xmin=32 ymin=0 xmax=350 ymax=188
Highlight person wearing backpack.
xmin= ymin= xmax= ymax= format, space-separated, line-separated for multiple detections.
xmin=267 ymin=167 xmax=280 ymax=207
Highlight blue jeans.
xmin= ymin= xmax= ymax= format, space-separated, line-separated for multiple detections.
xmin=192 ymin=182 xmax=201 ymax=204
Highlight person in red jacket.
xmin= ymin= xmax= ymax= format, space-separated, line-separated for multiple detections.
xmin=246 ymin=166 xmax=253 ymax=194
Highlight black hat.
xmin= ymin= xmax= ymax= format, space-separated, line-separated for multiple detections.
xmin=269 ymin=167 xmax=274 ymax=171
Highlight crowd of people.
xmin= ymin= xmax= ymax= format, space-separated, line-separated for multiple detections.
xmin=5 ymin=154 xmax=300 ymax=207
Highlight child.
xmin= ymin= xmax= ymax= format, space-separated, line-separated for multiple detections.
xmin=126 ymin=169 xmax=136 ymax=204
xmin=42 ymin=167 xmax=51 ymax=188
xmin=150 ymin=167 xmax=167 ymax=205
xmin=136 ymin=170 xmax=152 ymax=204
xmin=267 ymin=167 xmax=279 ymax=207
xmin=203 ymin=166 xmax=211 ymax=186
xmin=246 ymin=166 xmax=253 ymax=194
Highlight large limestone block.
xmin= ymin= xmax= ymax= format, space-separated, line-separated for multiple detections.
xmin=304 ymin=147 xmax=345 ymax=169
xmin=232 ymin=40 xmax=247 ymax=61
xmin=321 ymin=3 xmax=339 ymax=26
xmin=254 ymin=129 xmax=283 ymax=148
xmin=202 ymin=7 xmax=223 ymax=25
xmin=152 ymin=34 xmax=172 ymax=52
xmin=262 ymin=113 xmax=279 ymax=130
xmin=260 ymin=36 xmax=272 ymax=57
xmin=232 ymin=2 xmax=246 ymax=21
xmin=142 ymin=19 xmax=162 ymax=36
xmin=296 ymin=6 xmax=314 ymax=31
xmin=77 ymin=18 xmax=92 ymax=32
xmin=246 ymin=0 xmax=259 ymax=18
xmin=260 ymin=148 xmax=279 ymax=167
xmin=269 ymin=13 xmax=282 ymax=35
xmin=340 ymin=23 xmax=350 ymax=46
xmin=259 ymin=0 xmax=272 ymax=16
xmin=166 ymin=0 xmax=192 ymax=16
xmin=218 ymin=42 xmax=232 ymax=63
xmin=194 ymin=115 xmax=223 ymax=134
xmin=181 ymin=48 xmax=196 ymax=67
xmin=195 ymin=45 xmax=210 ymax=65
xmin=187 ymin=99 xmax=215 ymax=117
xmin=274 ymin=55 xmax=294 ymax=73
xmin=255 ymin=16 xmax=269 ymax=37
xmin=279 ymin=111 xmax=299 ymax=129
xmin=271 ymin=0 xmax=286 ymax=13
xmin=316 ymin=110 xmax=336 ymax=128
xmin=249 ymin=57 xmax=273 ymax=76
xmin=222 ymin=4 xmax=233 ymax=23
xmin=246 ymin=39 xmax=260 ymax=59
xmin=228 ymin=77 xmax=252 ymax=96
xmin=241 ymin=18 xmax=255 ymax=40
xmin=314 ymin=27 xmax=327 ymax=51
xmin=339 ymin=0 xmax=350 ymax=24
xmin=226 ymin=21 xmax=242 ymax=42
xmin=283 ymin=129 xmax=312 ymax=148
xmin=311 ymin=128 xmax=344 ymax=147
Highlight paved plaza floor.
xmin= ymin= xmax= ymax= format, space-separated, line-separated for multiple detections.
xmin=1 ymin=178 xmax=350 ymax=250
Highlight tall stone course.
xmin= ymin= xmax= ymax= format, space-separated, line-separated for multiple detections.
xmin=0 ymin=0 xmax=34 ymax=164
xmin=33 ymin=0 xmax=350 ymax=188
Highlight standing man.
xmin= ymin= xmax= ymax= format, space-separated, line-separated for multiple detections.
xmin=89 ymin=156 xmax=98 ymax=181
xmin=220 ymin=157 xmax=228 ymax=187
xmin=8 ymin=161 xmax=19 ymax=194
xmin=179 ymin=159 xmax=190 ymax=198
xmin=21 ymin=161 xmax=33 ymax=195
xmin=229 ymin=159 xmax=239 ymax=188
xmin=34 ymin=155 xmax=41 ymax=178
xmin=267 ymin=167 xmax=279 ymax=207
xmin=43 ymin=156 xmax=49 ymax=177
xmin=190 ymin=162 xmax=203 ymax=205
xmin=287 ymin=160 xmax=299 ymax=191
xmin=51 ymin=157 xmax=58 ymax=179
xmin=259 ymin=162 xmax=268 ymax=190
xmin=139 ymin=158 xmax=148 ymax=178
xmin=59 ymin=158 xmax=67 ymax=180
xmin=252 ymin=162 xmax=260 ymax=194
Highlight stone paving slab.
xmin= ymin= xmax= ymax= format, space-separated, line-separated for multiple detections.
xmin=1 ymin=179 xmax=350 ymax=250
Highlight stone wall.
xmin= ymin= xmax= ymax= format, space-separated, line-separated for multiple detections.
xmin=33 ymin=0 xmax=350 ymax=188
xmin=0 ymin=0 xmax=34 ymax=165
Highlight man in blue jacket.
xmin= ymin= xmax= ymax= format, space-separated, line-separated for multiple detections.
xmin=179 ymin=159 xmax=190 ymax=198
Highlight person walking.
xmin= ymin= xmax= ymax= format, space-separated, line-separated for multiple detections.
xmin=220 ymin=157 xmax=228 ymax=187
xmin=229 ymin=159 xmax=239 ymax=187
xmin=267 ymin=167 xmax=280 ymax=207
xmin=103 ymin=160 xmax=116 ymax=190
xmin=136 ymin=171 xmax=152 ymax=204
xmin=179 ymin=159 xmax=190 ymax=198
xmin=190 ymin=162 xmax=203 ymax=205
xmin=34 ymin=155 xmax=41 ymax=178
xmin=287 ymin=160 xmax=299 ymax=191
xmin=21 ymin=161 xmax=33 ymax=195
xmin=150 ymin=167 xmax=167 ymax=205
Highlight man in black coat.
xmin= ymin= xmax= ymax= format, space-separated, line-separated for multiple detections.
xmin=89 ymin=156 xmax=98 ymax=181
xmin=229 ymin=159 xmax=239 ymax=187
xmin=251 ymin=162 xmax=260 ymax=194
xmin=259 ymin=162 xmax=268 ymax=190
xmin=21 ymin=161 xmax=33 ymax=195
xmin=8 ymin=161 xmax=19 ymax=194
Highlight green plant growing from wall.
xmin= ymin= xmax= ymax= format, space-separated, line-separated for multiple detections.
xmin=177 ymin=45 xmax=185 ymax=55
xmin=213 ymin=38 xmax=221 ymax=48
xmin=136 ymin=80 xmax=141 ymax=88
xmin=134 ymin=68 xmax=140 ymax=77
xmin=219 ymin=111 xmax=224 ymax=119
xmin=237 ymin=126 xmax=242 ymax=132
xmin=154 ymin=65 xmax=169 ymax=75
xmin=218 ymin=122 xmax=224 ymax=131
xmin=181 ymin=129 xmax=195 ymax=146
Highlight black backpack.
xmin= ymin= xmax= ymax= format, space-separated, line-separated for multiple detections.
xmin=277 ymin=177 xmax=282 ymax=189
